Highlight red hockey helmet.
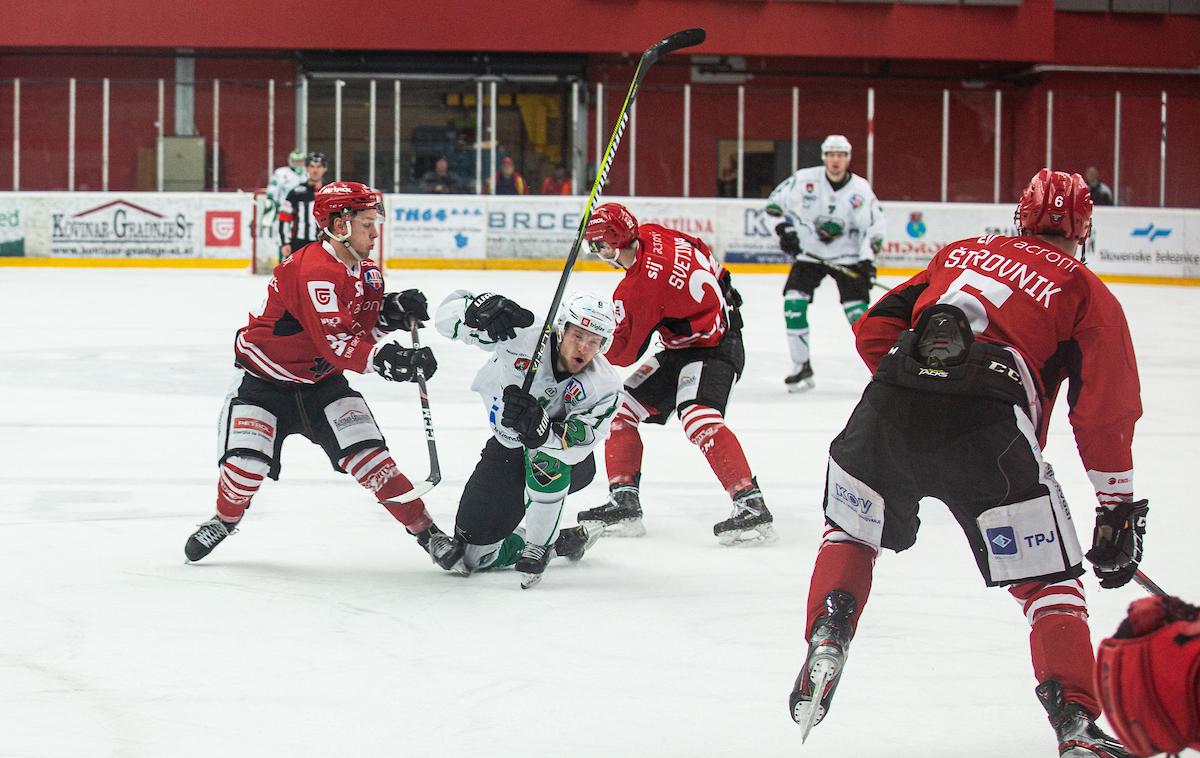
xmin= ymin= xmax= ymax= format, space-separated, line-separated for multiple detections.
xmin=1015 ymin=169 xmax=1093 ymax=244
xmin=585 ymin=202 xmax=639 ymax=254
xmin=313 ymin=181 xmax=382 ymax=231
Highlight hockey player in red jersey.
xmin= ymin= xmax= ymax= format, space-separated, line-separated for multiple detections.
xmin=789 ymin=170 xmax=1147 ymax=758
xmin=184 ymin=181 xmax=460 ymax=569
xmin=576 ymin=202 xmax=776 ymax=546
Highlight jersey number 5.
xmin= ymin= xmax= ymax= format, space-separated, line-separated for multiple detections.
xmin=937 ymin=269 xmax=1014 ymax=333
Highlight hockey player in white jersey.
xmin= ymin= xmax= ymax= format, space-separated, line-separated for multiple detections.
xmin=766 ymin=134 xmax=885 ymax=392
xmin=262 ymin=149 xmax=307 ymax=259
xmin=435 ymin=290 xmax=623 ymax=588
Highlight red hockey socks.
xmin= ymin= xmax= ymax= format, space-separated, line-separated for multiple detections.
xmin=215 ymin=455 xmax=269 ymax=522
xmin=806 ymin=537 xmax=877 ymax=639
xmin=341 ymin=447 xmax=432 ymax=533
xmin=605 ymin=425 xmax=644 ymax=486
xmin=680 ymin=405 xmax=753 ymax=494
xmin=1030 ymin=611 xmax=1100 ymax=716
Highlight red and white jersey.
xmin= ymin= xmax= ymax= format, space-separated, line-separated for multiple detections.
xmin=234 ymin=240 xmax=385 ymax=384
xmin=606 ymin=224 xmax=731 ymax=368
xmin=855 ymin=233 xmax=1142 ymax=506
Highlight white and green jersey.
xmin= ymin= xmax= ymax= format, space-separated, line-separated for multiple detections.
xmin=435 ymin=290 xmax=623 ymax=466
xmin=767 ymin=166 xmax=885 ymax=265
xmin=265 ymin=165 xmax=304 ymax=216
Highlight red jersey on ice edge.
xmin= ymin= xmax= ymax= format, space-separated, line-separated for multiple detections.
xmin=606 ymin=224 xmax=731 ymax=368
xmin=855 ymin=234 xmax=1141 ymax=503
xmin=234 ymin=241 xmax=384 ymax=384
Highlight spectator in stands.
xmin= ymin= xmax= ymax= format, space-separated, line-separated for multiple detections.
xmin=539 ymin=164 xmax=573 ymax=195
xmin=419 ymin=155 xmax=466 ymax=194
xmin=1084 ymin=166 xmax=1114 ymax=206
xmin=491 ymin=155 xmax=527 ymax=195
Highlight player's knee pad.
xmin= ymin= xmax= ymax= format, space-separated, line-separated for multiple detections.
xmin=611 ymin=395 xmax=650 ymax=432
xmin=784 ymin=290 xmax=810 ymax=330
xmin=679 ymin=404 xmax=725 ymax=447
xmin=842 ymin=299 xmax=868 ymax=325
xmin=219 ymin=401 xmax=280 ymax=479
xmin=1009 ymin=578 xmax=1088 ymax=626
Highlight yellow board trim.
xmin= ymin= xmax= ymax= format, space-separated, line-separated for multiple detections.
xmin=2 ymin=256 xmax=1197 ymax=287
xmin=0 ymin=257 xmax=249 ymax=269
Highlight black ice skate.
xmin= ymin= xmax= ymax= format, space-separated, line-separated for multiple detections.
xmin=790 ymin=590 xmax=856 ymax=742
xmin=184 ymin=515 xmax=239 ymax=562
xmin=576 ymin=483 xmax=645 ymax=538
xmin=714 ymin=480 xmax=777 ymax=546
xmin=1036 ymin=680 xmax=1133 ymax=758
xmin=552 ymin=523 xmax=603 ymax=562
xmin=785 ymin=361 xmax=815 ymax=393
xmin=414 ymin=524 xmax=467 ymax=575
xmin=515 ymin=542 xmax=551 ymax=589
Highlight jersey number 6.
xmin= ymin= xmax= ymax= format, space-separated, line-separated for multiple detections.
xmin=936 ymin=269 xmax=1014 ymax=333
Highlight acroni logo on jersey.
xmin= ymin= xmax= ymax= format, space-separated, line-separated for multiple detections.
xmin=986 ymin=526 xmax=1019 ymax=556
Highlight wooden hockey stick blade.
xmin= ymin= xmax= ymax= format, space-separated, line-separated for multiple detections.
xmin=644 ymin=28 xmax=706 ymax=65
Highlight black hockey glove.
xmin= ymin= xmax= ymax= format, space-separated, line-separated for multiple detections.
xmin=500 ymin=384 xmax=550 ymax=449
xmin=377 ymin=289 xmax=429 ymax=332
xmin=1085 ymin=499 xmax=1149 ymax=589
xmin=373 ymin=343 xmax=437 ymax=383
xmin=775 ymin=223 xmax=802 ymax=257
xmin=852 ymin=260 xmax=877 ymax=283
xmin=464 ymin=292 xmax=535 ymax=342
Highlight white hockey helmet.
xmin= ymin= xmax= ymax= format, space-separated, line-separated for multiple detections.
xmin=555 ymin=291 xmax=616 ymax=350
xmin=821 ymin=134 xmax=852 ymax=159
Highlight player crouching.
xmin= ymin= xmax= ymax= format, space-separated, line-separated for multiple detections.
xmin=184 ymin=181 xmax=460 ymax=571
xmin=433 ymin=290 xmax=622 ymax=588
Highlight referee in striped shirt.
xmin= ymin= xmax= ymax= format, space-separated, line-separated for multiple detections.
xmin=279 ymin=152 xmax=328 ymax=259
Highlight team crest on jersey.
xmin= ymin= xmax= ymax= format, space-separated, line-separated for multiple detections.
xmin=513 ymin=357 xmax=531 ymax=371
xmin=804 ymin=182 xmax=815 ymax=193
xmin=849 ymin=194 xmax=864 ymax=209
xmin=564 ymin=378 xmax=587 ymax=404
xmin=363 ymin=267 xmax=382 ymax=291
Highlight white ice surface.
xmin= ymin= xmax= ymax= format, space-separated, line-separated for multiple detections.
xmin=0 ymin=267 xmax=1194 ymax=758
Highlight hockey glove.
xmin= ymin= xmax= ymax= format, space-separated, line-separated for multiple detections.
xmin=373 ymin=343 xmax=437 ymax=383
xmin=500 ymin=384 xmax=550 ymax=449
xmin=377 ymin=289 xmax=430 ymax=332
xmin=852 ymin=260 xmax=877 ymax=284
xmin=464 ymin=292 xmax=535 ymax=342
xmin=1085 ymin=499 xmax=1149 ymax=589
xmin=775 ymin=222 xmax=802 ymax=257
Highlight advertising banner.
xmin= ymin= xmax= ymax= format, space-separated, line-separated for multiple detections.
xmin=388 ymin=197 xmax=488 ymax=259
xmin=11 ymin=192 xmax=252 ymax=259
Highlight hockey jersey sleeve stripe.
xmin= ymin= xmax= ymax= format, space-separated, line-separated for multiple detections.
xmin=236 ymin=333 xmax=313 ymax=384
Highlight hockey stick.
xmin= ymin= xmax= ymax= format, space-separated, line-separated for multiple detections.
xmin=1134 ymin=569 xmax=1168 ymax=597
xmin=792 ymin=252 xmax=890 ymax=292
xmin=388 ymin=319 xmax=441 ymax=504
xmin=520 ymin=27 xmax=707 ymax=392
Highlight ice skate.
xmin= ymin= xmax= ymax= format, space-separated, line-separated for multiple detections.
xmin=552 ymin=523 xmax=603 ymax=562
xmin=414 ymin=524 xmax=468 ymax=575
xmin=1036 ymin=680 xmax=1133 ymax=758
xmin=785 ymin=361 xmax=815 ymax=393
xmin=576 ymin=484 xmax=645 ymax=538
xmin=714 ymin=480 xmax=777 ymax=546
xmin=515 ymin=542 xmax=551 ymax=589
xmin=790 ymin=590 xmax=856 ymax=742
xmin=184 ymin=515 xmax=239 ymax=562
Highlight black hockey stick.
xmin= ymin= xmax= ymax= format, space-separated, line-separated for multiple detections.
xmin=1134 ymin=569 xmax=1168 ymax=597
xmin=520 ymin=27 xmax=706 ymax=392
xmin=389 ymin=319 xmax=441 ymax=503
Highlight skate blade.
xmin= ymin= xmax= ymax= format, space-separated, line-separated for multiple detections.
xmin=519 ymin=572 xmax=543 ymax=589
xmin=581 ymin=518 xmax=646 ymax=538
xmin=444 ymin=557 xmax=470 ymax=577
xmin=568 ymin=523 xmax=604 ymax=561
xmin=717 ymin=523 xmax=779 ymax=547
xmin=786 ymin=379 xmax=816 ymax=394
xmin=792 ymin=659 xmax=836 ymax=742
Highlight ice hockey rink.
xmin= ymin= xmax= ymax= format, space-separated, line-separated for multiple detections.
xmin=1 ymin=266 xmax=1194 ymax=758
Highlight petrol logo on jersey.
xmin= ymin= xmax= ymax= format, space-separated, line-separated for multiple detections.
xmin=564 ymin=378 xmax=587 ymax=404
xmin=363 ymin=267 xmax=383 ymax=291
xmin=986 ymin=526 xmax=1019 ymax=556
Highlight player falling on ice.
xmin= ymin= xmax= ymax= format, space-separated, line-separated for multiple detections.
xmin=184 ymin=181 xmax=460 ymax=570
xmin=789 ymin=170 xmax=1147 ymax=758
xmin=434 ymin=290 xmax=622 ymax=588
xmin=577 ymin=203 xmax=775 ymax=546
